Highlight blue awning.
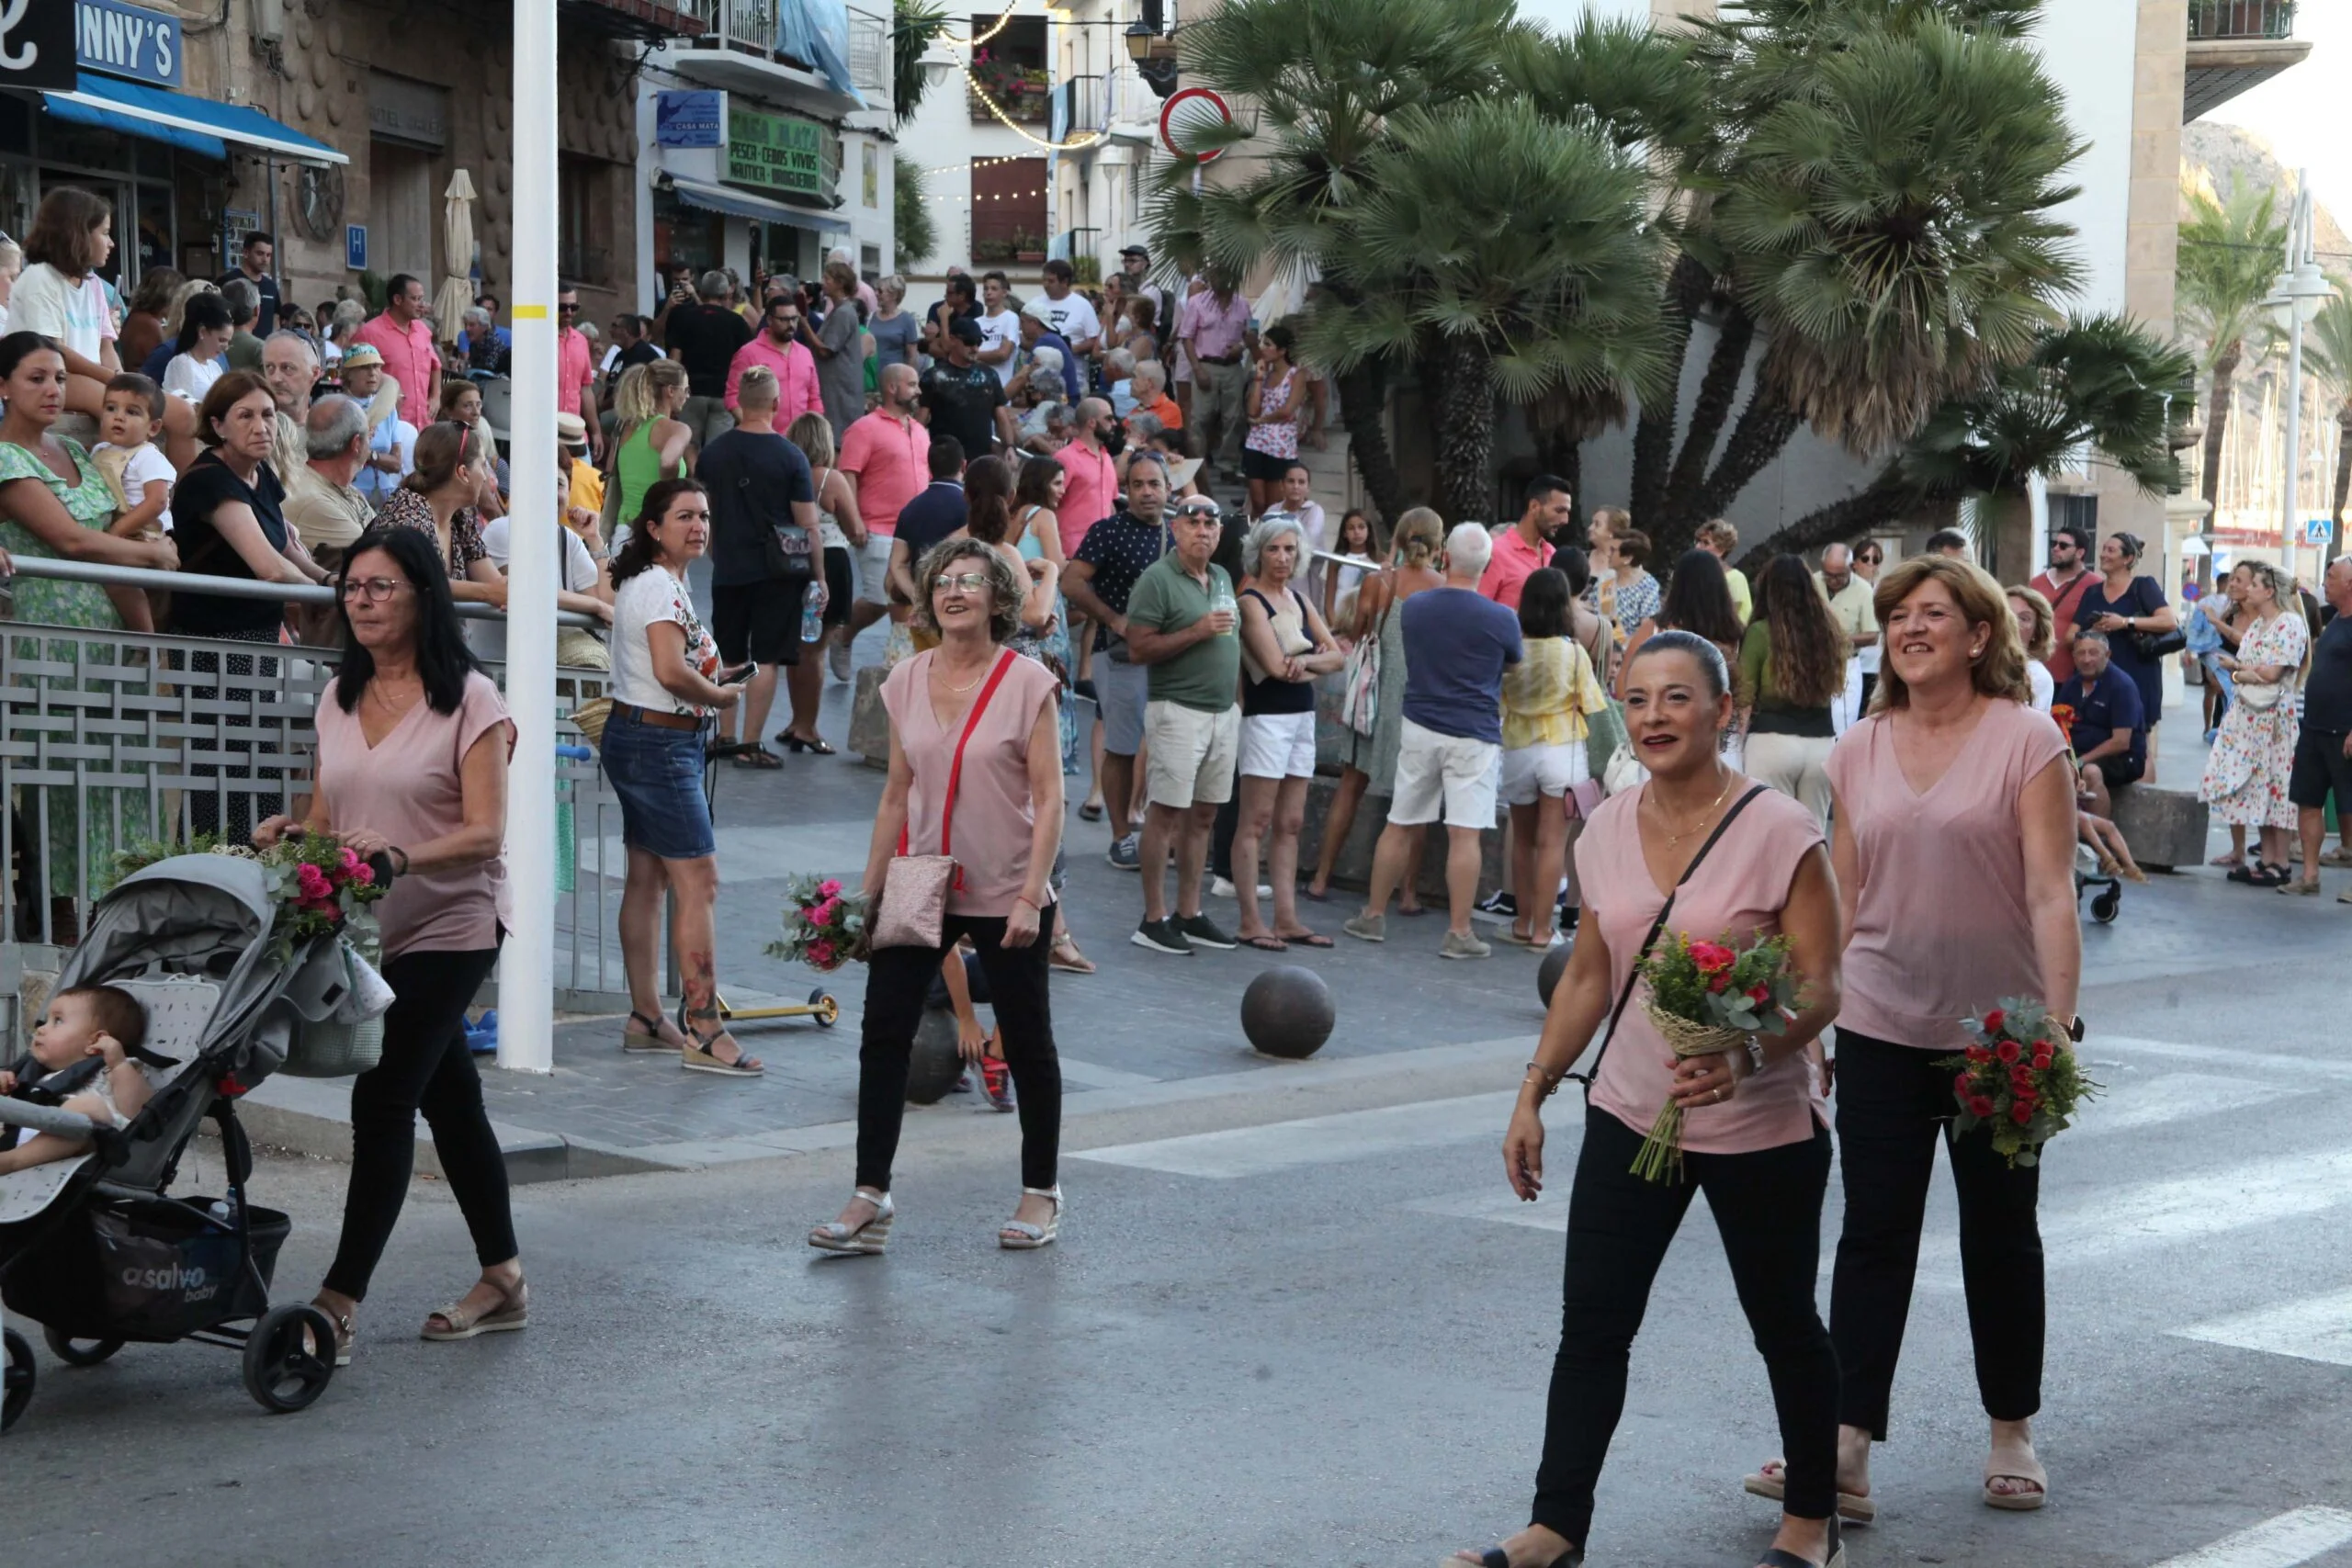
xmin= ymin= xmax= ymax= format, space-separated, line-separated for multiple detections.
xmin=41 ymin=74 xmax=348 ymax=165
xmin=667 ymin=176 xmax=852 ymax=235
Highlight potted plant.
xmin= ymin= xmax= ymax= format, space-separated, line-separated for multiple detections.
xmin=1012 ymin=228 xmax=1046 ymax=264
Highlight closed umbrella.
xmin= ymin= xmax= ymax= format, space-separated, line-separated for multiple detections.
xmin=434 ymin=169 xmax=479 ymax=349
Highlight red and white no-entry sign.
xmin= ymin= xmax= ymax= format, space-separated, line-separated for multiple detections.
xmin=1159 ymin=86 xmax=1232 ymax=164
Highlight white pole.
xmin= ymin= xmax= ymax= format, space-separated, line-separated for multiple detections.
xmin=500 ymin=0 xmax=559 ymax=1075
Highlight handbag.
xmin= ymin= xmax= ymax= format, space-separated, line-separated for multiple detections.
xmin=1565 ymin=785 xmax=1767 ymax=1093
xmin=871 ymin=649 xmax=1021 ymax=950
xmin=2235 ymin=678 xmax=2287 ymax=711
xmin=1340 ymin=580 xmax=1387 ymax=737
xmin=2126 ymin=580 xmax=2188 ymax=660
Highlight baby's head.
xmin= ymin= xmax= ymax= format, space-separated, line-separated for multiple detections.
xmin=30 ymin=986 xmax=147 ymax=1071
xmin=101 ymin=375 xmax=164 ymax=450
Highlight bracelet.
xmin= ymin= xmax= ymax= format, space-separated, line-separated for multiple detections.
xmin=1522 ymin=1062 xmax=1564 ymax=1100
xmin=389 ymin=845 xmax=411 ymax=875
xmin=1012 ymin=895 xmax=1039 ymax=910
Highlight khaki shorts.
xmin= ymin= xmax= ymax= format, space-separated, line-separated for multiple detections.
xmin=1390 ymin=717 xmax=1500 ymax=829
xmin=1144 ymin=699 xmax=1240 ymax=809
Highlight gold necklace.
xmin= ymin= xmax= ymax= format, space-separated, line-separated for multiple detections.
xmin=1646 ymin=769 xmax=1735 ymax=850
xmin=933 ymin=658 xmax=991 ymax=694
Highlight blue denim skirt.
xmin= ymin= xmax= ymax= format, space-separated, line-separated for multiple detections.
xmin=600 ymin=707 xmax=717 ymax=861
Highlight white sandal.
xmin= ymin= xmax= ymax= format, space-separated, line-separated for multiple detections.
xmin=998 ymin=1185 xmax=1062 ymax=1250
xmin=808 ymin=1190 xmax=893 ymax=1255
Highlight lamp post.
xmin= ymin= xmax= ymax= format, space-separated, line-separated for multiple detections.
xmin=2263 ymin=169 xmax=2335 ymax=586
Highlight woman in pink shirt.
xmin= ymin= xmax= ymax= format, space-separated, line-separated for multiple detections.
xmin=254 ymin=524 xmax=525 ymax=1365
xmin=1453 ymin=630 xmax=1845 ymax=1568
xmin=1769 ymin=555 xmax=2078 ymax=1521
xmin=810 ymin=539 xmax=1067 ymax=1258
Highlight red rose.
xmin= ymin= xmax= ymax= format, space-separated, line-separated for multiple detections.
xmin=1690 ymin=942 xmax=1736 ymax=976
xmin=1953 ymin=1072 xmax=1974 ymax=1097
xmin=2010 ymin=1101 xmax=2034 ymax=1125
xmin=1747 ymin=985 xmax=1771 ymax=1006
xmin=2031 ymin=1048 xmax=2053 ymax=1070
xmin=1967 ymin=1044 xmax=1994 ymax=1065
xmin=1982 ymin=1008 xmax=2007 ymax=1035
xmin=1968 ymin=1095 xmax=1996 ymax=1118
xmin=1996 ymin=1039 xmax=2022 ymax=1065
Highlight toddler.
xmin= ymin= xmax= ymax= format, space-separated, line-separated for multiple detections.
xmin=92 ymin=373 xmax=174 ymax=634
xmin=0 ymin=985 xmax=153 ymax=1175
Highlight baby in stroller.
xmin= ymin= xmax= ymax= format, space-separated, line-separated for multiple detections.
xmin=0 ymin=987 xmax=153 ymax=1175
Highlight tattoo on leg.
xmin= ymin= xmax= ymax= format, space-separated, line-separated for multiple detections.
xmin=684 ymin=952 xmax=718 ymax=1023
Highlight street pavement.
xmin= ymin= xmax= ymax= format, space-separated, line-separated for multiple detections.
xmin=10 ymin=643 xmax=2352 ymax=1564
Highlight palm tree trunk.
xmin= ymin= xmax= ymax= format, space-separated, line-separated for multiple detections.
xmin=1331 ymin=360 xmax=1409 ymax=536
xmin=1662 ymin=305 xmax=1756 ymax=513
xmin=1745 ymin=461 xmax=1917 ymax=565
xmin=2200 ymin=342 xmax=2240 ymax=510
xmin=1435 ymin=336 xmax=1497 ymax=525
xmin=2332 ymin=404 xmax=2352 ymax=567
xmin=1630 ymin=254 xmax=1711 ymax=525
xmin=1658 ymin=387 xmax=1802 ymax=561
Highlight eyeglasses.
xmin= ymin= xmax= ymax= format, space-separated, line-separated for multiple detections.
xmin=340 ymin=576 xmax=409 ymax=603
xmin=933 ymin=572 xmax=992 ymax=593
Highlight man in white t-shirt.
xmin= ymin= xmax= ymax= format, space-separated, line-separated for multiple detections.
xmin=975 ymin=269 xmax=1023 ymax=389
xmin=1037 ymin=259 xmax=1102 ymax=358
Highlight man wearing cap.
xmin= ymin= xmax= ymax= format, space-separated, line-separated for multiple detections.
xmin=556 ymin=413 xmax=605 ymax=524
xmin=724 ymin=291 xmax=822 ymax=425
xmin=336 ymin=343 xmax=415 ymax=509
xmin=921 ymin=318 xmax=1018 ymax=461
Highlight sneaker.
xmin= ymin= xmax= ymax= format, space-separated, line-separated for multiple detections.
xmin=1476 ymin=889 xmax=1517 ymax=918
xmin=1131 ymin=918 xmax=1193 ymax=955
xmin=1176 ymin=913 xmax=1237 ymax=950
xmin=1209 ymin=876 xmax=1272 ymax=898
xmin=2323 ymin=844 xmax=2352 ymax=868
xmin=1441 ymin=931 xmax=1494 ymax=961
xmin=1107 ymin=834 xmax=1140 ymax=871
xmin=828 ymin=634 xmax=852 ymax=682
xmin=1342 ymin=913 xmax=1385 ymax=943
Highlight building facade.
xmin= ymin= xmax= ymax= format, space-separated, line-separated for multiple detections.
xmin=900 ymin=2 xmax=1055 ymax=288
xmin=1046 ymin=0 xmax=1168 ymax=283
xmin=635 ymin=0 xmax=895 ymax=311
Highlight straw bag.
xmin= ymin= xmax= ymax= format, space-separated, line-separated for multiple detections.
xmin=871 ymin=650 xmax=1020 ymax=951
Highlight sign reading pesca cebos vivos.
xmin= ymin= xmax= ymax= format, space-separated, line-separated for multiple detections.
xmin=77 ymin=0 xmax=184 ymax=88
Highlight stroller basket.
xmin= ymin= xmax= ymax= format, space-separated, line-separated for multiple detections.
xmin=4 ymin=1196 xmax=289 ymax=1343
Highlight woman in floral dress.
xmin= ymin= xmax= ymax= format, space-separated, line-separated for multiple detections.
xmin=0 ymin=333 xmax=176 ymax=911
xmin=2199 ymin=559 xmax=2307 ymax=887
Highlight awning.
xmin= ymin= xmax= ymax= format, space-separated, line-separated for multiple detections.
xmin=41 ymin=74 xmax=349 ymax=165
xmin=665 ymin=175 xmax=851 ymax=235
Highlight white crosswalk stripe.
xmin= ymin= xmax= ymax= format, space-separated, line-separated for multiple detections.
xmin=1075 ymin=1091 xmax=1513 ymax=1179
xmin=2148 ymin=1508 xmax=2352 ymax=1568
xmin=2174 ymin=1289 xmax=2352 ymax=1371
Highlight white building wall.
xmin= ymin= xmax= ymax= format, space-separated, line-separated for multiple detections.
xmin=901 ymin=0 xmax=1057 ymax=283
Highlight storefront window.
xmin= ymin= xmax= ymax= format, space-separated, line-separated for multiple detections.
xmin=651 ymin=187 xmax=723 ymax=285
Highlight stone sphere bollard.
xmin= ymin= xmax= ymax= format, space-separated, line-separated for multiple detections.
xmin=1241 ymin=965 xmax=1335 ymax=1059
xmin=1537 ymin=941 xmax=1573 ymax=1010
xmin=905 ymin=1007 xmax=966 ymax=1104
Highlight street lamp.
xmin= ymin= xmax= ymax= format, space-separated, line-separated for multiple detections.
xmin=2263 ymin=169 xmax=2336 ymax=582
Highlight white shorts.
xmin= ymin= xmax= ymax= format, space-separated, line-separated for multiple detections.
xmin=1145 ymin=700 xmax=1240 ymax=808
xmin=1499 ymin=739 xmax=1589 ymax=806
xmin=1389 ymin=718 xmax=1500 ymax=829
xmin=1239 ymin=710 xmax=1317 ymax=780
xmin=856 ymin=533 xmax=895 ymax=606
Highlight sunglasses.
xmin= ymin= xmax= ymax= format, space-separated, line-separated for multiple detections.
xmin=933 ymin=572 xmax=991 ymax=592
xmin=558 ymin=302 xmax=579 ymax=314
xmin=1858 ymin=551 xmax=1883 ymax=563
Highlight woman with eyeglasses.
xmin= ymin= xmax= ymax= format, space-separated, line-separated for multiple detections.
xmin=2072 ymin=531 xmax=2177 ymax=761
xmin=372 ymin=422 xmax=512 ymax=609
xmin=254 ymin=524 xmax=527 ymax=1367
xmin=812 ymin=537 xmax=1067 ymax=1256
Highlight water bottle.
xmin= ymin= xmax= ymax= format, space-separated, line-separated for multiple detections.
xmin=801 ymin=580 xmax=828 ymax=643
xmin=209 ymin=1197 xmax=237 ymax=1226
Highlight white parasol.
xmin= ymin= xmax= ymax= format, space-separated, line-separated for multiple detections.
xmin=434 ymin=169 xmax=480 ymax=348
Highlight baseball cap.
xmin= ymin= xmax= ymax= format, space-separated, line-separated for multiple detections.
xmin=948 ymin=317 xmax=985 ymax=346
xmin=1120 ymin=244 xmax=1149 ymax=260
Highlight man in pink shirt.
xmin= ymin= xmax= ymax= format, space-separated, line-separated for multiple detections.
xmin=1181 ymin=273 xmax=1253 ymax=471
xmin=725 ymin=292 xmax=821 ymax=423
xmin=351 ymin=273 xmax=439 ymax=429
xmin=833 ymin=362 xmax=931 ymax=673
xmin=555 ymin=285 xmax=600 ymax=458
xmin=1478 ymin=474 xmax=1570 ymax=610
xmin=1054 ymin=399 xmax=1121 ymax=558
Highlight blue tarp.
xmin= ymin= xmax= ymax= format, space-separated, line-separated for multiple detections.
xmin=42 ymin=73 xmax=348 ymax=164
xmin=779 ymin=0 xmax=865 ymax=107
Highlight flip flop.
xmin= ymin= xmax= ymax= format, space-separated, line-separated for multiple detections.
xmin=1275 ymin=931 xmax=1334 ymax=948
xmin=1298 ymin=886 xmax=1332 ymax=903
xmin=1984 ymin=1469 xmax=2048 ymax=1511
xmin=1048 ymin=938 xmax=1097 ymax=975
xmin=1079 ymin=801 xmax=1105 ymax=821
xmin=1238 ymin=934 xmax=1288 ymax=952
xmin=1396 ymin=904 xmax=1429 ymax=918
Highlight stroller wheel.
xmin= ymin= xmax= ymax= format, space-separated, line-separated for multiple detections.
xmin=42 ymin=1328 xmax=123 ymax=1368
xmin=2 ymin=1327 xmax=33 ymax=1432
xmin=243 ymin=1305 xmax=337 ymax=1414
xmin=2091 ymin=887 xmax=2121 ymax=924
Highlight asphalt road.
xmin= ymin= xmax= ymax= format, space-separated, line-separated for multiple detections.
xmin=9 ymin=907 xmax=2352 ymax=1568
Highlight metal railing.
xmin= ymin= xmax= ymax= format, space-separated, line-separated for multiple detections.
xmin=0 ymin=561 xmax=634 ymax=1027
xmin=845 ymin=5 xmax=891 ymax=97
xmin=2188 ymin=0 xmax=2296 ymax=39
xmin=1051 ymin=75 xmax=1106 ymax=141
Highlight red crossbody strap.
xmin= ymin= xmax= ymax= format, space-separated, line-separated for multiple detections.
xmin=897 ymin=650 xmax=1020 ymax=885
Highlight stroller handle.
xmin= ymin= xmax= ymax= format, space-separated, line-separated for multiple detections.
xmin=1 ymin=1100 xmax=101 ymax=1140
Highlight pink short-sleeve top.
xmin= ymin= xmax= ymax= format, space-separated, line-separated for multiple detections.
xmin=1825 ymin=699 xmax=2069 ymax=1051
xmin=313 ymin=671 xmax=517 ymax=959
xmin=1576 ymin=782 xmax=1829 ymax=1155
xmin=882 ymin=649 xmax=1062 ymax=918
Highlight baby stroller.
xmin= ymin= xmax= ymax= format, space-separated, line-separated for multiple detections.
xmin=0 ymin=854 xmax=381 ymax=1428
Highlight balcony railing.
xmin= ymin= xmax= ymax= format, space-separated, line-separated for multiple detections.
xmin=970 ymin=67 xmax=1051 ymax=124
xmin=845 ymin=5 xmax=890 ymax=96
xmin=2188 ymin=0 xmax=2295 ymax=39
xmin=1050 ymin=75 xmax=1106 ymax=142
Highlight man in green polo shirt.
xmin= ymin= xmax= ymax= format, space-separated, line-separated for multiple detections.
xmin=1123 ymin=491 xmax=1242 ymax=955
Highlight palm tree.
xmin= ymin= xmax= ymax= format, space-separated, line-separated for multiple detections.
xmin=2299 ymin=284 xmax=2352 ymax=564
xmin=1303 ymin=97 xmax=1672 ymax=522
xmin=2177 ymin=176 xmax=2286 ymax=577
xmin=892 ymin=0 xmax=948 ymax=126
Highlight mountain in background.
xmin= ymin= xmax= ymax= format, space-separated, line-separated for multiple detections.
xmin=2182 ymin=119 xmax=2350 ymax=262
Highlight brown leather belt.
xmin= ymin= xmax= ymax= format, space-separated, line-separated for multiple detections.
xmin=611 ymin=701 xmax=704 ymax=731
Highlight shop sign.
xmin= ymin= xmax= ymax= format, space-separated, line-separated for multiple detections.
xmin=369 ymin=71 xmax=448 ymax=151
xmin=725 ymin=107 xmax=828 ymax=200
xmin=656 ymin=90 xmax=725 ymax=149
xmin=346 ymin=225 xmax=368 ymax=271
xmin=75 ymin=0 xmax=182 ymax=88
xmin=0 ymin=0 xmax=77 ymax=91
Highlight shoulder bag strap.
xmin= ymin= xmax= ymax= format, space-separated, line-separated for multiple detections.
xmin=1567 ymin=784 xmax=1769 ymax=1091
xmin=896 ymin=650 xmax=1019 ymax=886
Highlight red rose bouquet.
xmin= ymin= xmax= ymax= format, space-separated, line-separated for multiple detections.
xmin=766 ymin=874 xmax=867 ymax=973
xmin=1631 ymin=931 xmax=1803 ymax=1183
xmin=1935 ymin=998 xmax=2098 ymax=1168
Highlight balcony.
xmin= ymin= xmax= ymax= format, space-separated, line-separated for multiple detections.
xmin=560 ymin=0 xmax=707 ymax=39
xmin=662 ymin=0 xmax=873 ymax=110
xmin=969 ymin=67 xmax=1052 ymax=125
xmin=2186 ymin=1 xmax=2310 ymax=122
xmin=1049 ymin=75 xmax=1105 ymax=143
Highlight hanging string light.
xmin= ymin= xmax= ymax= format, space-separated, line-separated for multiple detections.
xmin=937 ymin=2 xmax=1019 ymax=51
xmin=962 ymin=61 xmax=1101 ymax=151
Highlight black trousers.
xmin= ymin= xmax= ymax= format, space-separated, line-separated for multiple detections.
xmin=857 ymin=905 xmax=1062 ymax=1192
xmin=323 ymin=944 xmax=516 ymax=1301
xmin=1828 ymin=1029 xmax=2043 ymax=1439
xmin=1533 ymin=1106 xmax=1838 ymax=1547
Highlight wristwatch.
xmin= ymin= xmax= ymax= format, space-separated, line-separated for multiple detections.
xmin=1744 ymin=1039 xmax=1767 ymax=1077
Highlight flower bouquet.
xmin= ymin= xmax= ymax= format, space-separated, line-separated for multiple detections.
xmin=1935 ymin=998 xmax=2098 ymax=1168
xmin=110 ymin=832 xmax=387 ymax=963
xmin=1631 ymin=932 xmax=1803 ymax=1183
xmin=766 ymin=874 xmax=867 ymax=972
